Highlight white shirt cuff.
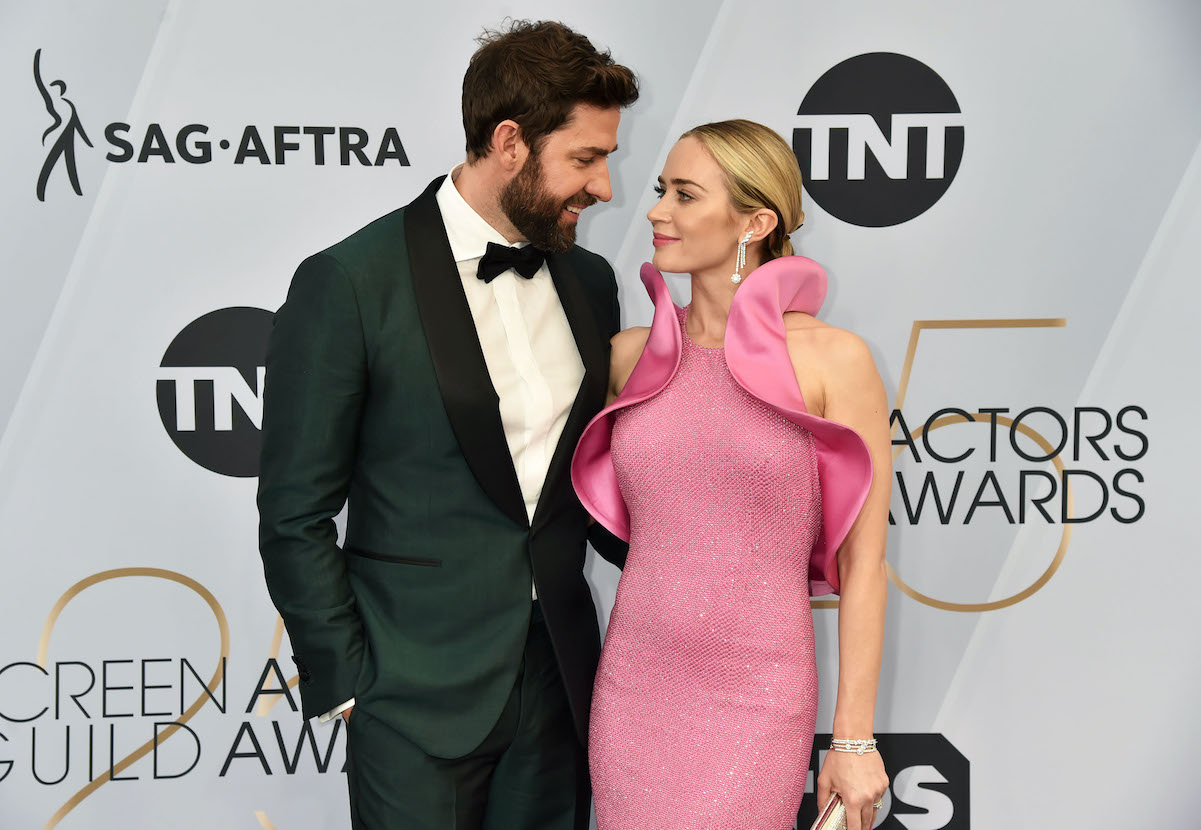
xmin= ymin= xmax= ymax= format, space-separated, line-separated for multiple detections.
xmin=319 ymin=697 xmax=355 ymax=722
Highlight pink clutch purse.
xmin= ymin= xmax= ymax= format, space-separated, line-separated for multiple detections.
xmin=809 ymin=794 xmax=847 ymax=830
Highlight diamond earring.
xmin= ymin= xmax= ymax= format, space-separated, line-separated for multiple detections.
xmin=730 ymin=231 xmax=753 ymax=284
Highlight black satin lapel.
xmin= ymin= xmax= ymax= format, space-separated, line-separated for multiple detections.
xmin=405 ymin=177 xmax=528 ymax=528
xmin=547 ymin=251 xmax=608 ymax=380
xmin=533 ymin=252 xmax=610 ymax=531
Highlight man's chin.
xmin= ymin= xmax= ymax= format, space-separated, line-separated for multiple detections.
xmin=536 ymin=222 xmax=576 ymax=254
xmin=509 ymin=210 xmax=577 ymax=253
xmin=556 ymin=222 xmax=578 ymax=248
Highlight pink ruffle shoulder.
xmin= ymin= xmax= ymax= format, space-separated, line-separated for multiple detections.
xmin=571 ymin=256 xmax=874 ymax=595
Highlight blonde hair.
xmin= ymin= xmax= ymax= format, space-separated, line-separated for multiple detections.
xmin=681 ymin=119 xmax=805 ymax=260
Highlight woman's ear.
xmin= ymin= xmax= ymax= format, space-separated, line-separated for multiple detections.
xmin=746 ymin=208 xmax=779 ymax=243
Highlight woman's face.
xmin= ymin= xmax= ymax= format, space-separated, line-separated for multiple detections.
xmin=647 ymin=137 xmax=744 ymax=275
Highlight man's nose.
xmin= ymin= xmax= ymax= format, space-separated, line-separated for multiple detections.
xmin=587 ymin=161 xmax=613 ymax=203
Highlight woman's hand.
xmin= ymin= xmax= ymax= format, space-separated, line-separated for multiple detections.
xmin=816 ymin=749 xmax=888 ymax=830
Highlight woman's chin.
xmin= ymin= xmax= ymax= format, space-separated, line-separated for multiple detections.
xmin=650 ymin=250 xmax=686 ymax=274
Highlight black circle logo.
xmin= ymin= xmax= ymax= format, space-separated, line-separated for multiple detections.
xmin=793 ymin=53 xmax=964 ymax=227
xmin=156 ymin=307 xmax=273 ymax=477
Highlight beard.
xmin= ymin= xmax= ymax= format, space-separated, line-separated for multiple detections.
xmin=499 ymin=150 xmax=595 ymax=253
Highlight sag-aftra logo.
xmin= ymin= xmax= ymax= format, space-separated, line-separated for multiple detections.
xmin=33 ymin=49 xmax=411 ymax=202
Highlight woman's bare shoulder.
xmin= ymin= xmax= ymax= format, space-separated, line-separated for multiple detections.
xmin=608 ymin=326 xmax=652 ymax=399
xmin=783 ymin=313 xmax=880 ymax=406
xmin=783 ymin=313 xmax=872 ymax=365
xmin=611 ymin=325 xmax=652 ymax=355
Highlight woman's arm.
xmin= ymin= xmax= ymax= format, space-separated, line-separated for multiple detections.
xmin=808 ymin=329 xmax=892 ymax=830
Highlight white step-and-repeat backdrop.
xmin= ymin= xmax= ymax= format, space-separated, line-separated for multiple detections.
xmin=2 ymin=1 xmax=1199 ymax=828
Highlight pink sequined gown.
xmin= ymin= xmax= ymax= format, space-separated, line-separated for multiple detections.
xmin=589 ymin=305 xmax=822 ymax=829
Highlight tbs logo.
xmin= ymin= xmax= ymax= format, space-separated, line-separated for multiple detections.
xmin=156 ymin=307 xmax=273 ymax=478
xmin=797 ymin=733 xmax=969 ymax=829
xmin=793 ymin=53 xmax=964 ymax=227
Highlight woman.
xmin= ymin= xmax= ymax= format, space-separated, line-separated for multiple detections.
xmin=572 ymin=120 xmax=891 ymax=830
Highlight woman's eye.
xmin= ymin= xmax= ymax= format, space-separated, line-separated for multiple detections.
xmin=677 ymin=190 xmax=693 ymax=201
xmin=652 ymin=185 xmax=666 ymax=197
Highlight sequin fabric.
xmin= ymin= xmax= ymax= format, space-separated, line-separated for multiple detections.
xmin=590 ymin=305 xmax=823 ymax=830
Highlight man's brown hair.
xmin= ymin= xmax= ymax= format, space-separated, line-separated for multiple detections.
xmin=462 ymin=20 xmax=639 ymax=160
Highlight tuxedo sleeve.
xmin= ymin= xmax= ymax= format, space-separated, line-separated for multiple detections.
xmin=257 ymin=252 xmax=366 ymax=720
xmin=588 ymin=522 xmax=627 ymax=570
xmin=588 ymin=260 xmax=629 ymax=569
xmin=607 ymin=262 xmax=622 ymax=339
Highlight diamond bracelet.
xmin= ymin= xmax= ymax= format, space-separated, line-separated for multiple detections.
xmin=830 ymin=738 xmax=878 ymax=755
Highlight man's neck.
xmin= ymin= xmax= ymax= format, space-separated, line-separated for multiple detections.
xmin=452 ymin=161 xmax=525 ymax=244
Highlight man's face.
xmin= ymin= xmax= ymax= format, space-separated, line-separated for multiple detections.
xmin=499 ymin=103 xmax=621 ymax=252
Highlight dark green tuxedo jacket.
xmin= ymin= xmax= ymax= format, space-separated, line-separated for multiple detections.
xmin=257 ymin=176 xmax=626 ymax=759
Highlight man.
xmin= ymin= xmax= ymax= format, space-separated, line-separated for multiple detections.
xmin=256 ymin=20 xmax=637 ymax=830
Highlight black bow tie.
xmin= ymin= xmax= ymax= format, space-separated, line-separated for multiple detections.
xmin=476 ymin=241 xmax=547 ymax=283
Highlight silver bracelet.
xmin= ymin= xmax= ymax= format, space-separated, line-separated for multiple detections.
xmin=830 ymin=737 xmax=878 ymax=755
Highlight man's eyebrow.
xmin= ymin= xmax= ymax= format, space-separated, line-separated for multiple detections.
xmin=580 ymin=145 xmax=618 ymax=156
xmin=657 ymin=175 xmax=707 ymax=192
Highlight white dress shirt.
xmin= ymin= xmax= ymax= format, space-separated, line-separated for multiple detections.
xmin=320 ymin=168 xmax=585 ymax=722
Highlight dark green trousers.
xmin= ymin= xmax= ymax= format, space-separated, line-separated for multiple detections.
xmin=345 ymin=606 xmax=589 ymax=830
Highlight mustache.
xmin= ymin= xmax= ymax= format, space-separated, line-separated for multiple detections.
xmin=565 ymin=192 xmax=598 ymax=209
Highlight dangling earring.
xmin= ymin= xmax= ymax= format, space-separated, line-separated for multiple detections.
xmin=731 ymin=231 xmax=753 ymax=284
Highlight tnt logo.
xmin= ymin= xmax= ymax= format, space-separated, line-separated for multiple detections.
xmin=793 ymin=53 xmax=964 ymax=227
xmin=156 ymin=307 xmax=274 ymax=477
xmin=797 ymin=733 xmax=969 ymax=829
